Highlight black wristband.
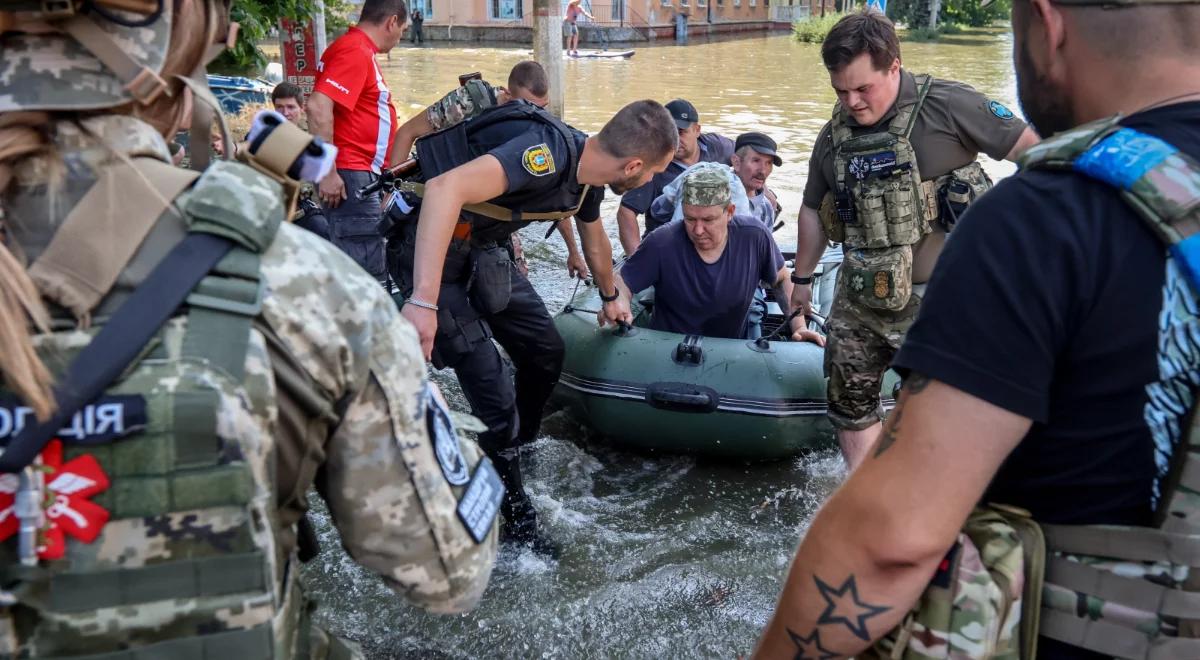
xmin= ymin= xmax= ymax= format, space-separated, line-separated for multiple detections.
xmin=599 ymin=288 xmax=619 ymax=302
xmin=791 ymin=273 xmax=813 ymax=285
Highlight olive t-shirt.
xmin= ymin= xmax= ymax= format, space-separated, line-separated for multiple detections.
xmin=801 ymin=70 xmax=1028 ymax=209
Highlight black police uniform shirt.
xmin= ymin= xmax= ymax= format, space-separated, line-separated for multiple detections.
xmin=894 ymin=102 xmax=1200 ymax=528
xmin=619 ymin=133 xmax=735 ymax=218
xmin=470 ymin=118 xmax=604 ymax=223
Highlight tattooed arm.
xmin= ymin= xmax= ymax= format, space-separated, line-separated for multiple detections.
xmin=752 ymin=374 xmax=1031 ymax=659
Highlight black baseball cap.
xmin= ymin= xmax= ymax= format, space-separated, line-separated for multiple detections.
xmin=735 ymin=131 xmax=783 ymax=166
xmin=665 ymin=99 xmax=699 ymax=129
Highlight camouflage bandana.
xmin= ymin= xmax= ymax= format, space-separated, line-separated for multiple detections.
xmin=0 ymin=1 xmax=173 ymax=112
xmin=680 ymin=168 xmax=733 ymax=207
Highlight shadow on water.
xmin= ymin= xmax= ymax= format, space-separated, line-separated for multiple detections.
xmin=303 ymin=30 xmax=1020 ymax=658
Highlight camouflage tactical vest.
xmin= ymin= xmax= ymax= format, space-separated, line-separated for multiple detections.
xmin=827 ymin=75 xmax=994 ymax=313
xmin=0 ymin=161 xmax=315 ymax=658
xmin=874 ymin=116 xmax=1200 ymax=660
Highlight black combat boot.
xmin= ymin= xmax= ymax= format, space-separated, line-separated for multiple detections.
xmin=494 ymin=449 xmax=561 ymax=559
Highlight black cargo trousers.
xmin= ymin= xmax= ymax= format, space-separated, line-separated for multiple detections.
xmin=388 ymin=223 xmax=564 ymax=528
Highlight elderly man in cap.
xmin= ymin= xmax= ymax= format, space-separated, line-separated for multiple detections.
xmin=732 ymin=131 xmax=784 ymax=228
xmin=610 ymin=169 xmax=822 ymax=344
xmin=616 ymin=99 xmax=734 ymax=254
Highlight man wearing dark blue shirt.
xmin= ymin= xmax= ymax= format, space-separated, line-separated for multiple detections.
xmin=755 ymin=1 xmax=1200 ymax=658
xmin=616 ymin=99 xmax=734 ymax=255
xmin=614 ymin=168 xmax=822 ymax=343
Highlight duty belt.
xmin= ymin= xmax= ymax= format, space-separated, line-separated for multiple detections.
xmin=396 ymin=180 xmax=590 ymax=223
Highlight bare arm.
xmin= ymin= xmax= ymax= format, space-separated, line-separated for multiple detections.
xmin=1005 ymin=127 xmax=1041 ymax=162
xmin=307 ymin=92 xmax=346 ymax=207
xmin=753 ymin=376 xmax=1030 ymax=658
xmin=306 ymin=91 xmax=335 ymax=143
xmin=391 ymin=110 xmax=436 ymax=167
xmin=771 ymin=267 xmax=823 ymax=346
xmin=402 ymin=155 xmax=509 ymax=358
xmin=616 ymin=205 xmax=641 ymax=256
xmin=558 ymin=220 xmax=589 ymax=279
xmin=577 ymin=218 xmax=632 ymax=327
xmin=787 ymin=205 xmax=827 ymax=320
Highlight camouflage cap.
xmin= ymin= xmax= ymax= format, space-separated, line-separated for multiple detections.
xmin=0 ymin=1 xmax=174 ymax=113
xmin=680 ymin=167 xmax=733 ymax=207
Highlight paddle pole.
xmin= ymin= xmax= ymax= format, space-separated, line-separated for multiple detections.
xmin=533 ymin=0 xmax=566 ymax=116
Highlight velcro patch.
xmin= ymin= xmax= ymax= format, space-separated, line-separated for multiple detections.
xmin=0 ymin=395 xmax=147 ymax=446
xmin=847 ymin=152 xmax=902 ymax=181
xmin=988 ymin=100 xmax=1015 ymax=120
xmin=426 ymin=385 xmax=470 ymax=486
xmin=457 ymin=457 xmax=505 ymax=543
xmin=522 ymin=143 xmax=556 ymax=177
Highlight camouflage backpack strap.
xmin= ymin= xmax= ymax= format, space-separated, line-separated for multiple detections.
xmin=426 ymin=78 xmax=499 ymax=131
xmin=1023 ymin=115 xmax=1200 ymax=659
xmin=179 ymin=160 xmax=284 ymax=380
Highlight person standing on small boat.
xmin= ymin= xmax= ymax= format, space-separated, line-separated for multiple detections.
xmin=610 ymin=167 xmax=823 ymax=344
xmin=565 ymin=0 xmax=592 ymax=57
xmin=617 ymin=99 xmax=735 ymax=255
xmin=788 ymin=10 xmax=1039 ymax=468
xmin=393 ymin=101 xmax=677 ymax=556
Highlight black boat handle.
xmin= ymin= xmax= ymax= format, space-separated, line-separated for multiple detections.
xmin=645 ymin=383 xmax=719 ymax=413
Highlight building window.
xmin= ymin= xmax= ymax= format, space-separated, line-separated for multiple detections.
xmin=412 ymin=0 xmax=432 ymax=17
xmin=490 ymin=0 xmax=522 ymax=19
xmin=717 ymin=0 xmax=724 ymax=5
xmin=733 ymin=0 xmax=741 ymax=6
xmin=662 ymin=0 xmax=672 ymax=6
xmin=748 ymin=0 xmax=756 ymax=5
xmin=611 ymin=0 xmax=626 ymax=20
xmin=697 ymin=0 xmax=706 ymax=6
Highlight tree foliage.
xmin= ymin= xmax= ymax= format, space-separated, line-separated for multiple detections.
xmin=212 ymin=0 xmax=356 ymax=76
xmin=886 ymin=0 xmax=1009 ymax=30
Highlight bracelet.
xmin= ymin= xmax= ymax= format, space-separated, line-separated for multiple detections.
xmin=599 ymin=289 xmax=619 ymax=303
xmin=405 ymin=297 xmax=439 ymax=311
xmin=791 ymin=273 xmax=814 ymax=285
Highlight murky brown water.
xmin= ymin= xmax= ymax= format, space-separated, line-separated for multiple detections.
xmin=302 ymin=30 xmax=1022 ymax=659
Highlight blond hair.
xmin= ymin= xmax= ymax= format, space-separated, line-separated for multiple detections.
xmin=0 ymin=0 xmax=227 ymax=420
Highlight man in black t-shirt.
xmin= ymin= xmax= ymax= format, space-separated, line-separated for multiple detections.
xmin=753 ymin=0 xmax=1200 ymax=658
xmin=395 ymin=100 xmax=677 ymax=557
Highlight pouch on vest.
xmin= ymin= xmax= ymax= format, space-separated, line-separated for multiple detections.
xmin=841 ymin=245 xmax=914 ymax=312
xmin=469 ymin=245 xmax=513 ymax=315
xmin=938 ymin=162 xmax=993 ymax=232
xmin=869 ymin=505 xmax=1046 ymax=660
xmin=819 ymin=191 xmax=845 ymax=244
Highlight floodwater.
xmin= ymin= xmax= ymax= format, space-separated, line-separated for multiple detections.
xmin=301 ymin=29 xmax=1023 ymax=658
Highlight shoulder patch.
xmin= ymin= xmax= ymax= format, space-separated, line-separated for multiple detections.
xmin=987 ymin=100 xmax=1015 ymax=121
xmin=184 ymin=160 xmax=284 ymax=253
xmin=425 ymin=384 xmax=471 ymax=486
xmin=522 ymin=143 xmax=556 ymax=177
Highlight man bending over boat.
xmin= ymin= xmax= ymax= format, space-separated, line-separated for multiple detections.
xmin=610 ymin=168 xmax=824 ymax=344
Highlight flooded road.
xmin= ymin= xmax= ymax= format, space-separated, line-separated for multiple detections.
xmin=301 ymin=29 xmax=1022 ymax=658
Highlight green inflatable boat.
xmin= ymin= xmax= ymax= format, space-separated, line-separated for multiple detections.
xmin=551 ymin=250 xmax=900 ymax=460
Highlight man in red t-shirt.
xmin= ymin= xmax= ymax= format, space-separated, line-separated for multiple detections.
xmin=307 ymin=0 xmax=408 ymax=284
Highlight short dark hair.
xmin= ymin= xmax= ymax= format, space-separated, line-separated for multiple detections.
xmin=821 ymin=10 xmax=901 ymax=72
xmin=597 ymin=100 xmax=678 ymax=162
xmin=360 ymin=0 xmax=409 ymax=26
xmin=271 ymin=81 xmax=304 ymax=104
xmin=507 ymin=61 xmax=549 ymax=98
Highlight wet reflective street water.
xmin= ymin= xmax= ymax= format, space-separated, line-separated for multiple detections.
xmin=301 ymin=29 xmax=1023 ymax=658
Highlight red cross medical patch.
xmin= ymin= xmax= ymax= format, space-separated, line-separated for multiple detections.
xmin=0 ymin=440 xmax=111 ymax=560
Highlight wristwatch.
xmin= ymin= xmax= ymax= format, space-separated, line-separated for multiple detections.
xmin=599 ymin=288 xmax=619 ymax=302
xmin=791 ymin=273 xmax=814 ymax=285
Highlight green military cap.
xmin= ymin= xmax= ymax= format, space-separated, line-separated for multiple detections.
xmin=680 ymin=167 xmax=733 ymax=207
xmin=0 ymin=0 xmax=174 ymax=113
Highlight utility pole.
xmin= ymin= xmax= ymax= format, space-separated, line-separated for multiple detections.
xmin=314 ymin=0 xmax=328 ymax=58
xmin=532 ymin=0 xmax=566 ymax=117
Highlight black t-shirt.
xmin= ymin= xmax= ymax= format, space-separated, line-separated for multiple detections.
xmin=894 ymin=102 xmax=1200 ymax=528
xmin=468 ymin=118 xmax=603 ymax=224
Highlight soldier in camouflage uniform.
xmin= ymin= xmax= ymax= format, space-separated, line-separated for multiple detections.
xmin=0 ymin=1 xmax=497 ymax=657
xmin=787 ymin=11 xmax=1039 ymax=468
xmin=754 ymin=1 xmax=1200 ymax=659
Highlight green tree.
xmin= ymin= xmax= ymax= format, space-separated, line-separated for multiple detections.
xmin=213 ymin=0 xmax=355 ymax=76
